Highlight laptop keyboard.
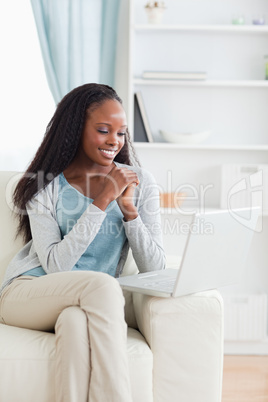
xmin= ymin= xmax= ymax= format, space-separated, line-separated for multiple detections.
xmin=143 ymin=277 xmax=176 ymax=291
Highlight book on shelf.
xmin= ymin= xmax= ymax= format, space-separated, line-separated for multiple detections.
xmin=142 ymin=71 xmax=207 ymax=80
xmin=134 ymin=92 xmax=154 ymax=143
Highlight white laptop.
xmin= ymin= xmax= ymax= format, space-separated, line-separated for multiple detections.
xmin=117 ymin=208 xmax=260 ymax=298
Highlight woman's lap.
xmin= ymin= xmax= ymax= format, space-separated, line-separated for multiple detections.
xmin=0 ymin=270 xmax=124 ymax=332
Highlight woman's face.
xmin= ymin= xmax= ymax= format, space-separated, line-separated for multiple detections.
xmin=78 ymin=99 xmax=127 ymax=168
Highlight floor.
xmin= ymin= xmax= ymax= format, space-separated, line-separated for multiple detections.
xmin=222 ymin=356 xmax=268 ymax=402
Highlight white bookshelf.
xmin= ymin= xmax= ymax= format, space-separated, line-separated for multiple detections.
xmin=115 ymin=0 xmax=268 ymax=354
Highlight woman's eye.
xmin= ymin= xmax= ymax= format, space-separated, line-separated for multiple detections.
xmin=118 ymin=132 xmax=126 ymax=136
xmin=98 ymin=130 xmax=108 ymax=134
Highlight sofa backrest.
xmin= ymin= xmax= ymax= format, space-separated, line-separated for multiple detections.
xmin=0 ymin=172 xmax=24 ymax=286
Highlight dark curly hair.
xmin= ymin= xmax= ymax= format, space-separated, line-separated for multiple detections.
xmin=13 ymin=83 xmax=140 ymax=243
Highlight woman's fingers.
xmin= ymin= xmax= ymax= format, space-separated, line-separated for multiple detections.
xmin=105 ymin=167 xmax=139 ymax=197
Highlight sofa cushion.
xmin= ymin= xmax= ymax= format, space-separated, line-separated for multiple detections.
xmin=0 ymin=323 xmax=55 ymax=401
xmin=0 ymin=324 xmax=153 ymax=402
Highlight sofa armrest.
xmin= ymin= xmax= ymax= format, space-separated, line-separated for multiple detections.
xmin=132 ymin=290 xmax=224 ymax=402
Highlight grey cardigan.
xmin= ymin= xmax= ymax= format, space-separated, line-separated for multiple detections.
xmin=1 ymin=163 xmax=165 ymax=294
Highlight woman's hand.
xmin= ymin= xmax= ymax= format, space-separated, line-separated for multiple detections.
xmin=93 ymin=166 xmax=139 ymax=219
xmin=117 ymin=183 xmax=139 ymax=221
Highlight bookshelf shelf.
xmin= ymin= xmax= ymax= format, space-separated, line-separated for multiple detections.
xmin=133 ymin=142 xmax=268 ymax=151
xmin=134 ymin=79 xmax=268 ymax=88
xmin=134 ymin=24 xmax=268 ymax=34
xmin=161 ymin=206 xmax=268 ymax=216
xmin=160 ymin=206 xmax=219 ymax=215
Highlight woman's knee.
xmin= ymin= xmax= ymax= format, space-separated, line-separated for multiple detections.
xmin=83 ymin=271 xmax=122 ymax=292
xmin=56 ymin=306 xmax=86 ymax=327
xmin=81 ymin=272 xmax=125 ymax=308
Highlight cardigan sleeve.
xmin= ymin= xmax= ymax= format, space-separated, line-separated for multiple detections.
xmin=26 ymin=185 xmax=107 ymax=274
xmin=123 ymin=169 xmax=166 ymax=273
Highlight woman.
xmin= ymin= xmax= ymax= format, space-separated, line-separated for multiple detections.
xmin=0 ymin=83 xmax=165 ymax=402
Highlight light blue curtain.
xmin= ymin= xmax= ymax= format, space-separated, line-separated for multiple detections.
xmin=30 ymin=0 xmax=120 ymax=104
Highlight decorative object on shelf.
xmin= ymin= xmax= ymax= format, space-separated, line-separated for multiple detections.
xmin=160 ymin=192 xmax=186 ymax=209
xmin=252 ymin=16 xmax=265 ymax=25
xmin=231 ymin=15 xmax=245 ymax=25
xmin=265 ymin=55 xmax=268 ymax=80
xmin=134 ymin=92 xmax=154 ymax=142
xmin=142 ymin=71 xmax=207 ymax=81
xmin=144 ymin=1 xmax=166 ymax=24
xmin=159 ymin=130 xmax=211 ymax=144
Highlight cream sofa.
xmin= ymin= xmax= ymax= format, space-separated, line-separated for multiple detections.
xmin=0 ymin=171 xmax=224 ymax=402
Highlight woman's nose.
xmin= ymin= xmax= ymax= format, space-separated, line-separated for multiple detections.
xmin=106 ymin=133 xmax=119 ymax=146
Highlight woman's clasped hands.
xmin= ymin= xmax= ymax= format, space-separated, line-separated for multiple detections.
xmin=93 ymin=165 xmax=139 ymax=221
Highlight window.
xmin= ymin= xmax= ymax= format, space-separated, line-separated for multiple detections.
xmin=0 ymin=0 xmax=55 ymax=171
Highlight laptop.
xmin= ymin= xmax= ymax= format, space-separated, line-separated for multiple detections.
xmin=117 ymin=208 xmax=260 ymax=298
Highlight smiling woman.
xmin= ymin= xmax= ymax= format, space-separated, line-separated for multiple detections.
xmin=0 ymin=0 xmax=55 ymax=171
xmin=0 ymin=83 xmax=165 ymax=401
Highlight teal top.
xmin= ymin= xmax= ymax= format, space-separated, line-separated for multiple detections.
xmin=22 ymin=173 xmax=126 ymax=278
